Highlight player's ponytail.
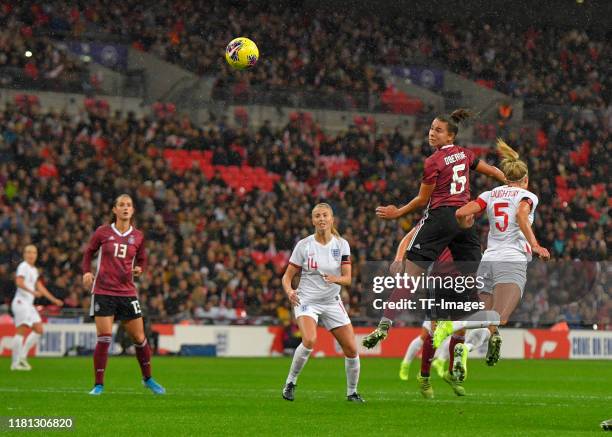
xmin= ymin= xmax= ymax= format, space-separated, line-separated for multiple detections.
xmin=312 ymin=203 xmax=340 ymax=237
xmin=496 ymin=138 xmax=528 ymax=182
xmin=330 ymin=224 xmax=340 ymax=237
xmin=435 ymin=108 xmax=473 ymax=140
xmin=450 ymin=108 xmax=473 ymax=124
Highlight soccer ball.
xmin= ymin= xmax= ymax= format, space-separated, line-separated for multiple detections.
xmin=225 ymin=37 xmax=259 ymax=70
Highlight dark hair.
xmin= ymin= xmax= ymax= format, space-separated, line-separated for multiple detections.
xmin=435 ymin=108 xmax=473 ymax=139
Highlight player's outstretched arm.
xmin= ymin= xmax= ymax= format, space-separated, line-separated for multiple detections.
xmin=455 ymin=200 xmax=484 ymax=228
xmin=36 ymin=279 xmax=63 ymax=306
xmin=516 ymin=200 xmax=550 ymax=260
xmin=376 ymin=183 xmax=435 ymax=220
xmin=475 ymin=161 xmax=506 ymax=183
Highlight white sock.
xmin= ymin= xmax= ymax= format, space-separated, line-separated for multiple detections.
xmin=286 ymin=343 xmax=312 ymax=384
xmin=434 ymin=337 xmax=451 ymax=360
xmin=345 ymin=356 xmax=360 ymax=396
xmin=465 ymin=328 xmax=491 ymax=352
xmin=452 ymin=311 xmax=501 ymax=332
xmin=12 ymin=334 xmax=24 ymax=365
xmin=402 ymin=336 xmax=423 ymax=363
xmin=21 ymin=333 xmax=41 ymax=360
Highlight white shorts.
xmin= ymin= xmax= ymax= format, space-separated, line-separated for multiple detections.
xmin=11 ymin=298 xmax=42 ymax=327
xmin=293 ymin=299 xmax=351 ymax=331
xmin=477 ymin=261 xmax=528 ymax=297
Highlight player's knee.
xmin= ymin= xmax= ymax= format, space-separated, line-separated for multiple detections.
xmin=343 ymin=344 xmax=358 ymax=358
xmin=302 ymin=335 xmax=317 ymax=349
xmin=132 ymin=334 xmax=146 ymax=345
xmin=33 ymin=325 xmax=43 ymax=335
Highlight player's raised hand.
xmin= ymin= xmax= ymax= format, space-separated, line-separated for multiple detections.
xmin=133 ymin=266 xmax=143 ymax=277
xmin=457 ymin=213 xmax=475 ymax=229
xmin=83 ymin=272 xmax=94 ymax=289
xmin=532 ymin=245 xmax=550 ymax=261
xmin=286 ymin=289 xmax=300 ymax=306
xmin=54 ymin=298 xmax=64 ymax=307
xmin=322 ymin=273 xmax=338 ymax=284
xmin=376 ymin=205 xmax=399 ymax=220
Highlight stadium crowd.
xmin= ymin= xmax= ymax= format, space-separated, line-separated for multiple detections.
xmin=5 ymin=1 xmax=608 ymax=110
xmin=0 ymin=97 xmax=608 ymax=327
xmin=0 ymin=3 xmax=92 ymax=93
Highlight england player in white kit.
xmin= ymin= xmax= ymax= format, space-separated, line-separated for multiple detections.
xmin=281 ymin=203 xmax=363 ymax=402
xmin=11 ymin=245 xmax=63 ymax=370
xmin=434 ymin=139 xmax=550 ymax=380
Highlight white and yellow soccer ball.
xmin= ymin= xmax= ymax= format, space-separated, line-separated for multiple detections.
xmin=225 ymin=37 xmax=259 ymax=70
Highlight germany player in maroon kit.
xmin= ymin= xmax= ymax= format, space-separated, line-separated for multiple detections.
xmin=363 ymin=110 xmax=505 ymax=389
xmin=82 ymin=194 xmax=165 ymax=395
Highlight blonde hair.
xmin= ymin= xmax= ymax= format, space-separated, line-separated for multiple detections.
xmin=312 ymin=203 xmax=340 ymax=237
xmin=23 ymin=244 xmax=37 ymax=255
xmin=496 ymin=138 xmax=528 ymax=182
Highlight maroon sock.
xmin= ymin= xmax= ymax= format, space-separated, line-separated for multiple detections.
xmin=94 ymin=334 xmax=112 ymax=385
xmin=420 ymin=333 xmax=436 ymax=377
xmin=135 ymin=339 xmax=152 ymax=380
xmin=448 ymin=334 xmax=465 ymax=373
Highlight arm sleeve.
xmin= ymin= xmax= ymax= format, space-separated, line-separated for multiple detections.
xmin=16 ymin=263 xmax=27 ymax=278
xmin=82 ymin=228 xmax=102 ymax=274
xmin=520 ymin=192 xmax=539 ymax=212
xmin=422 ymin=157 xmax=439 ymax=184
xmin=135 ymin=235 xmax=147 ymax=270
xmin=288 ymin=240 xmax=304 ymax=269
xmin=476 ymin=191 xmax=491 ymax=210
xmin=341 ymin=239 xmax=351 ymax=265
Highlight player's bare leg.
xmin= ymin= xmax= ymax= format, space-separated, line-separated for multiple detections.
xmin=331 ymin=323 xmax=364 ymax=402
xmin=283 ymin=316 xmax=317 ymax=401
xmin=486 ymin=283 xmax=521 ymax=366
xmin=123 ymin=317 xmax=165 ymax=394
xmin=18 ymin=322 xmax=43 ymax=370
xmin=11 ymin=324 xmax=31 ymax=371
xmin=89 ymin=316 xmax=114 ymax=395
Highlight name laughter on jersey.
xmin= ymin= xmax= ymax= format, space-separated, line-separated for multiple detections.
xmin=443 ymin=151 xmax=467 ymax=166
xmin=372 ymin=298 xmax=485 ymax=312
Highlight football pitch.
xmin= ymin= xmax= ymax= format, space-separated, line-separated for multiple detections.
xmin=0 ymin=357 xmax=610 ymax=436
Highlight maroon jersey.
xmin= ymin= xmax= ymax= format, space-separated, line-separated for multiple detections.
xmin=82 ymin=224 xmax=146 ymax=296
xmin=422 ymin=144 xmax=479 ymax=209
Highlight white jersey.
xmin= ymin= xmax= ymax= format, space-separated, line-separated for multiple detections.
xmin=14 ymin=261 xmax=39 ymax=305
xmin=289 ymin=234 xmax=351 ymax=303
xmin=477 ymin=185 xmax=539 ymax=262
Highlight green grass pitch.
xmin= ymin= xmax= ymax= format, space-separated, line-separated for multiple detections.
xmin=1 ymin=357 xmax=610 ymax=436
